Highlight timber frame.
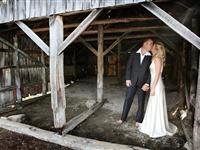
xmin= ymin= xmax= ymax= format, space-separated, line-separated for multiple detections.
xmin=0 ymin=0 xmax=200 ymax=149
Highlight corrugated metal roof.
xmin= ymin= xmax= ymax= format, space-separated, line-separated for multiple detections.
xmin=0 ymin=0 xmax=148 ymax=24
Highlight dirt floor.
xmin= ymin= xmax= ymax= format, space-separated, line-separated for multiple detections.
xmin=0 ymin=77 xmax=186 ymax=150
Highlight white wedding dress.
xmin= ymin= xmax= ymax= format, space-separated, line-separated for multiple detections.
xmin=138 ymin=60 xmax=177 ymax=138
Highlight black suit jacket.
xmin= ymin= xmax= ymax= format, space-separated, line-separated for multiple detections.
xmin=125 ymin=50 xmax=152 ymax=88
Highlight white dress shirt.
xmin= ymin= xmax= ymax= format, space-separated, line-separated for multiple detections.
xmin=136 ymin=48 xmax=151 ymax=64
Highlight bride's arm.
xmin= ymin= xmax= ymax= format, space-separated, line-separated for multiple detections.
xmin=150 ymin=58 xmax=162 ymax=95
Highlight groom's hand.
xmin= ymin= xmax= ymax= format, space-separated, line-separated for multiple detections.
xmin=126 ymin=80 xmax=132 ymax=87
xmin=141 ymin=84 xmax=150 ymax=91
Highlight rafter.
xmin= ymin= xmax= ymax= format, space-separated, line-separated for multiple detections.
xmin=15 ymin=21 xmax=49 ymax=55
xmin=142 ymin=2 xmax=200 ymax=50
xmin=16 ymin=17 xmax=157 ymax=34
xmin=58 ymin=9 xmax=102 ymax=55
xmin=78 ymin=36 xmax=98 ymax=56
xmin=103 ymin=32 xmax=129 ymax=56
xmin=75 ymin=26 xmax=167 ymax=35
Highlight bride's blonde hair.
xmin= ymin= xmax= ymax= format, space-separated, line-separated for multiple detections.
xmin=153 ymin=41 xmax=166 ymax=66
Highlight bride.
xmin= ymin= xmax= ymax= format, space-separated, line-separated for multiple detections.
xmin=138 ymin=41 xmax=177 ymax=138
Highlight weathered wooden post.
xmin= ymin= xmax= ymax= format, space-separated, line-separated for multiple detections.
xmin=192 ymin=18 xmax=200 ymax=150
xmin=41 ymin=51 xmax=47 ymax=95
xmin=178 ymin=41 xmax=187 ymax=110
xmin=49 ymin=15 xmax=66 ymax=128
xmin=13 ymin=35 xmax=22 ymax=103
xmin=193 ymin=54 xmax=200 ymax=150
xmin=189 ymin=19 xmax=199 ymax=108
xmin=97 ymin=25 xmax=104 ymax=102
xmin=117 ymin=42 xmax=122 ymax=84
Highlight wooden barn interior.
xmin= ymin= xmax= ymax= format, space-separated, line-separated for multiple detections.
xmin=0 ymin=0 xmax=200 ymax=149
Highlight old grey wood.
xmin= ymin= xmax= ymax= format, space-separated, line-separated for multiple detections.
xmin=62 ymin=99 xmax=106 ymax=135
xmin=58 ymin=9 xmax=102 ymax=55
xmin=103 ymin=32 xmax=129 ymax=56
xmin=16 ymin=21 xmax=49 ymax=56
xmin=118 ymin=42 xmax=122 ymax=83
xmin=41 ymin=51 xmax=47 ymax=95
xmin=49 ymin=15 xmax=66 ymax=128
xmin=78 ymin=36 xmax=98 ymax=56
xmin=142 ymin=2 xmax=200 ymax=50
xmin=97 ymin=25 xmax=104 ymax=102
xmin=193 ymin=54 xmax=200 ymax=150
xmin=189 ymin=19 xmax=199 ymax=108
xmin=0 ymin=36 xmax=45 ymax=68
xmin=78 ymin=26 xmax=167 ymax=35
xmin=126 ymin=44 xmax=138 ymax=54
xmin=0 ymin=118 xmax=148 ymax=150
xmin=13 ymin=35 xmax=22 ymax=103
xmin=151 ymin=31 xmax=175 ymax=56
xmin=81 ymin=33 xmax=174 ymax=42
xmin=15 ymin=17 xmax=157 ymax=34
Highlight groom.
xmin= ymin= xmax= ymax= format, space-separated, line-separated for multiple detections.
xmin=118 ymin=38 xmax=153 ymax=127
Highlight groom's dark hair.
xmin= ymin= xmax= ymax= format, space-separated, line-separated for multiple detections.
xmin=142 ymin=38 xmax=154 ymax=45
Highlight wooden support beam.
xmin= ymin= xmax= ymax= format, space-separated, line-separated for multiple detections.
xmin=62 ymin=9 xmax=92 ymax=17
xmin=117 ymin=42 xmax=122 ymax=84
xmin=175 ymin=1 xmax=189 ymax=9
xmin=193 ymin=54 xmax=200 ymax=150
xmin=79 ymin=26 xmax=167 ymax=35
xmin=0 ymin=86 xmax=16 ymax=92
xmin=1 ymin=10 xmax=94 ymax=34
xmin=78 ymin=36 xmax=98 ymax=56
xmin=151 ymin=4 xmax=197 ymax=56
xmin=62 ymin=99 xmax=106 ymax=135
xmin=0 ymin=107 xmax=17 ymax=115
xmin=0 ymin=49 xmax=45 ymax=54
xmin=0 ymin=118 xmax=146 ymax=150
xmin=97 ymin=25 xmax=104 ymax=102
xmin=49 ymin=15 xmax=66 ymax=128
xmin=76 ymin=33 xmax=175 ymax=42
xmin=63 ymin=17 xmax=156 ymax=28
xmin=126 ymin=44 xmax=139 ymax=53
xmin=109 ymin=50 xmax=117 ymax=56
xmin=177 ymin=41 xmax=187 ymax=110
xmin=103 ymin=32 xmax=129 ymax=56
xmin=16 ymin=17 xmax=157 ymax=34
xmin=164 ymin=48 xmax=174 ymax=56
xmin=15 ymin=21 xmax=49 ymax=56
xmin=189 ymin=19 xmax=199 ymax=108
xmin=0 ymin=36 xmax=45 ymax=68
xmin=181 ymin=7 xmax=196 ymax=25
xmin=152 ymin=31 xmax=176 ymax=50
xmin=0 ymin=66 xmax=16 ymax=70
xmin=151 ymin=31 xmax=175 ymax=56
xmin=41 ymin=51 xmax=47 ymax=95
xmin=58 ymin=9 xmax=102 ymax=55
xmin=180 ymin=119 xmax=193 ymax=150
xmin=22 ymin=26 xmax=168 ymax=41
xmin=141 ymin=2 xmax=200 ymax=50
xmin=13 ymin=35 xmax=22 ymax=103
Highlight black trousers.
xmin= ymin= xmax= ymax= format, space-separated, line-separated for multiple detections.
xmin=121 ymin=85 xmax=146 ymax=123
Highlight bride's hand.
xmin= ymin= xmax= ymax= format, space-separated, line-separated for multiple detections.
xmin=150 ymin=87 xmax=155 ymax=96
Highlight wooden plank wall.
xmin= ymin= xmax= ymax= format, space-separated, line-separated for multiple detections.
xmin=17 ymin=36 xmax=49 ymax=97
xmin=0 ymin=0 xmax=146 ymax=24
xmin=0 ymin=36 xmax=48 ymax=109
xmin=0 ymin=42 xmax=15 ymax=108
